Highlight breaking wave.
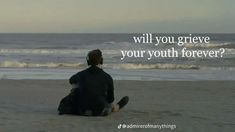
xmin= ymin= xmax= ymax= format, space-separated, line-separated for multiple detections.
xmin=184 ymin=42 xmax=234 ymax=48
xmin=0 ymin=61 xmax=200 ymax=70
xmin=0 ymin=61 xmax=86 ymax=68
xmin=0 ymin=49 xmax=87 ymax=55
xmin=109 ymin=63 xmax=200 ymax=70
xmin=0 ymin=49 xmax=119 ymax=55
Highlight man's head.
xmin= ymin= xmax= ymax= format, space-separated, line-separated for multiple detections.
xmin=86 ymin=49 xmax=103 ymax=66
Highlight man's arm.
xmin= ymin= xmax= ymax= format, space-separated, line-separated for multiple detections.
xmin=107 ymin=76 xmax=114 ymax=103
xmin=69 ymin=73 xmax=79 ymax=85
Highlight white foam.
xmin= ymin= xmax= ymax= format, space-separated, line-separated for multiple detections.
xmin=0 ymin=48 xmax=119 ymax=55
xmin=225 ymin=48 xmax=235 ymax=54
xmin=0 ymin=60 xmax=200 ymax=70
xmin=0 ymin=61 xmax=85 ymax=68
xmin=106 ymin=63 xmax=200 ymax=70
xmin=184 ymin=42 xmax=231 ymax=48
xmin=0 ymin=49 xmax=87 ymax=55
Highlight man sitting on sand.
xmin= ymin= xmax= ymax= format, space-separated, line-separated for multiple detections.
xmin=58 ymin=49 xmax=129 ymax=116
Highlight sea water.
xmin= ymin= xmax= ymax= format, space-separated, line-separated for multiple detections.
xmin=0 ymin=33 xmax=235 ymax=80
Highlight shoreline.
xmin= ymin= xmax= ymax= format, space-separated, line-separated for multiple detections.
xmin=1 ymin=67 xmax=235 ymax=81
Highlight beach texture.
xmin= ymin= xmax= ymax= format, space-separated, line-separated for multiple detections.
xmin=0 ymin=80 xmax=234 ymax=132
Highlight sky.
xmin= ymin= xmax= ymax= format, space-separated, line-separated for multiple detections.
xmin=0 ymin=0 xmax=234 ymax=33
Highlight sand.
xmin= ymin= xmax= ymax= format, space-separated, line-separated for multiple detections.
xmin=0 ymin=80 xmax=234 ymax=132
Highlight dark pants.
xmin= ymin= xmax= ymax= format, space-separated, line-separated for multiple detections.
xmin=58 ymin=91 xmax=112 ymax=116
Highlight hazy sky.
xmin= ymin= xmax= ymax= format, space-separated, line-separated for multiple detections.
xmin=0 ymin=0 xmax=234 ymax=33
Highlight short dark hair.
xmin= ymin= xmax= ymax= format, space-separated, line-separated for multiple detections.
xmin=87 ymin=49 xmax=103 ymax=66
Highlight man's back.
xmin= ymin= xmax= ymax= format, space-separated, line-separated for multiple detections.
xmin=58 ymin=49 xmax=128 ymax=116
xmin=69 ymin=66 xmax=114 ymax=115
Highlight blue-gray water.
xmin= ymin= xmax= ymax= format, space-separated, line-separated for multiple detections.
xmin=0 ymin=33 xmax=235 ymax=80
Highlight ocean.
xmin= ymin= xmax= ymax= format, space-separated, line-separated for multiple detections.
xmin=0 ymin=33 xmax=235 ymax=80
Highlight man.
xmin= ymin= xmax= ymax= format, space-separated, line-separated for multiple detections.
xmin=58 ymin=49 xmax=129 ymax=116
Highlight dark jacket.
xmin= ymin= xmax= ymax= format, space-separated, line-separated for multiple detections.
xmin=69 ymin=66 xmax=114 ymax=115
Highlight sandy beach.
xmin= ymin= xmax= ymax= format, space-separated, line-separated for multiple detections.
xmin=0 ymin=80 xmax=234 ymax=132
